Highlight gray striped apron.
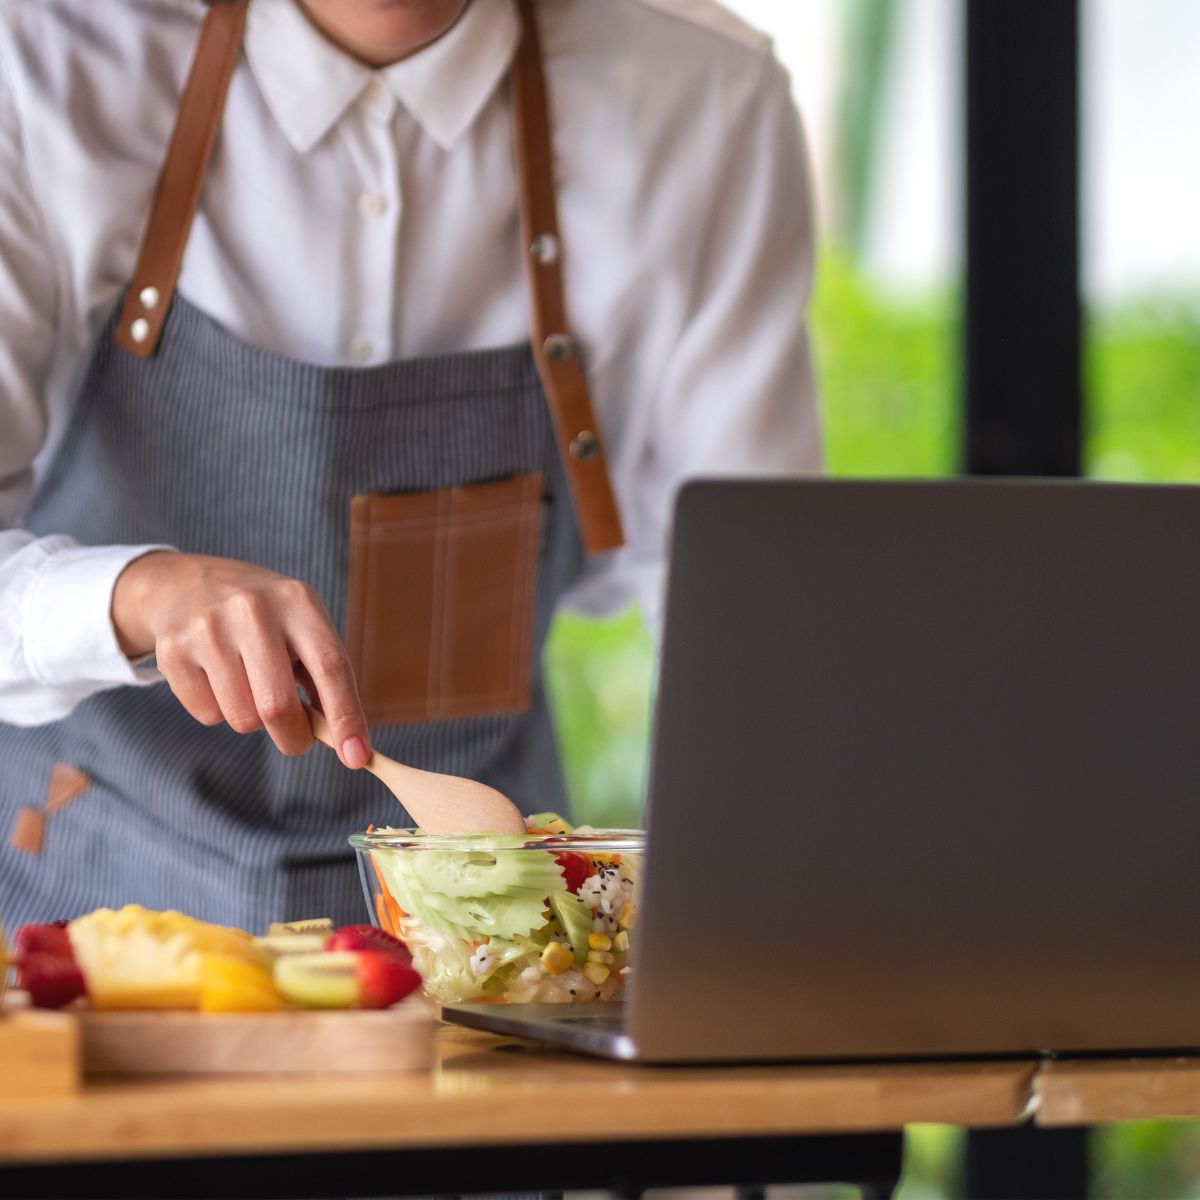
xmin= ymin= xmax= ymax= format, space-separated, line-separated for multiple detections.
xmin=0 ymin=0 xmax=621 ymax=932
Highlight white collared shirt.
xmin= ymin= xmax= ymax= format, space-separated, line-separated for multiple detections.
xmin=0 ymin=0 xmax=819 ymax=724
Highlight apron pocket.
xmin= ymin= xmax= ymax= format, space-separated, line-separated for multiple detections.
xmin=346 ymin=472 xmax=545 ymax=726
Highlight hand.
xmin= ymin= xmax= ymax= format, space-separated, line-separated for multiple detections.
xmin=111 ymin=551 xmax=371 ymax=768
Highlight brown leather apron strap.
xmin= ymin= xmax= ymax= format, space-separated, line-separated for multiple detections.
xmin=510 ymin=0 xmax=625 ymax=554
xmin=114 ymin=0 xmax=248 ymax=358
xmin=115 ymin=0 xmax=623 ymax=554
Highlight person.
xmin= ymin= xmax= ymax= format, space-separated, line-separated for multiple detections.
xmin=0 ymin=0 xmax=820 ymax=932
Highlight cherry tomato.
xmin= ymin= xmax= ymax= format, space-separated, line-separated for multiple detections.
xmin=554 ymin=851 xmax=591 ymax=894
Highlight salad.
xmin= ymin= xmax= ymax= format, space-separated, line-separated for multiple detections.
xmin=352 ymin=815 xmax=642 ymax=1004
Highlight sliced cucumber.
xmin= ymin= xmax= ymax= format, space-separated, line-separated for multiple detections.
xmin=548 ymin=891 xmax=594 ymax=963
xmin=375 ymin=856 xmax=475 ymax=944
xmin=411 ymin=847 xmax=566 ymax=900
xmin=488 ymin=939 xmax=534 ymax=969
xmin=422 ymin=890 xmax=551 ymax=940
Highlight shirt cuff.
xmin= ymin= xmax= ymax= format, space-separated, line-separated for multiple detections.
xmin=24 ymin=543 xmax=174 ymax=688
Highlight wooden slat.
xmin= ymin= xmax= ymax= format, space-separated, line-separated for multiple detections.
xmin=0 ymin=1009 xmax=79 ymax=1097
xmin=1035 ymin=1057 xmax=1200 ymax=1127
xmin=0 ymin=1025 xmax=1035 ymax=1163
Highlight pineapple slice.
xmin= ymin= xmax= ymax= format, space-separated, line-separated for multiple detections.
xmin=68 ymin=905 xmax=261 ymax=1010
xmin=199 ymin=953 xmax=281 ymax=1013
xmin=525 ymin=811 xmax=574 ymax=835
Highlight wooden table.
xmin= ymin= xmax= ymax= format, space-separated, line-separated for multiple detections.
xmin=0 ymin=1026 xmax=1037 ymax=1199
xmin=1035 ymin=1056 xmax=1200 ymax=1128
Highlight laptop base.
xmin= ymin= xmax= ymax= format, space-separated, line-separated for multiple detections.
xmin=443 ymin=1002 xmax=637 ymax=1060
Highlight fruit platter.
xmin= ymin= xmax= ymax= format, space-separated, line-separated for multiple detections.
xmin=352 ymin=812 xmax=644 ymax=1005
xmin=0 ymin=907 xmax=434 ymax=1078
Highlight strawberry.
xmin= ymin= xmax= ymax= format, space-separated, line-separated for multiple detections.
xmin=13 ymin=922 xmax=73 ymax=960
xmin=355 ymin=950 xmax=421 ymax=1009
xmin=324 ymin=924 xmax=412 ymax=964
xmin=18 ymin=951 xmax=87 ymax=1009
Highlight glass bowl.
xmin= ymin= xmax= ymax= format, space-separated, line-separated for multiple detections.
xmin=350 ymin=824 xmax=645 ymax=1004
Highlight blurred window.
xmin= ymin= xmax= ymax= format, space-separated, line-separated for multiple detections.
xmin=729 ymin=0 xmax=961 ymax=477
xmin=1083 ymin=0 xmax=1200 ymax=483
xmin=1083 ymin=3 xmax=1200 ymax=1193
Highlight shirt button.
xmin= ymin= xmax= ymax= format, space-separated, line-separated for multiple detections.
xmin=349 ymin=337 xmax=374 ymax=362
xmin=358 ymin=192 xmax=387 ymax=217
xmin=362 ymin=79 xmax=394 ymax=121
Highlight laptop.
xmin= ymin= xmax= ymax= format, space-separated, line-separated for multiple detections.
xmin=444 ymin=477 xmax=1200 ymax=1061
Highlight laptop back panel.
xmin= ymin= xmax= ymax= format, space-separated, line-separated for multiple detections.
xmin=627 ymin=479 xmax=1200 ymax=1061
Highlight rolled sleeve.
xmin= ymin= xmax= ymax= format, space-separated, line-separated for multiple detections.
xmin=0 ymin=535 xmax=170 ymax=725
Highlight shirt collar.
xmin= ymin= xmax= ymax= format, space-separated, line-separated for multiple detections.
xmin=243 ymin=0 xmax=520 ymax=155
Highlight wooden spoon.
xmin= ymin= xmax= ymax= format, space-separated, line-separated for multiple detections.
xmin=304 ymin=704 xmax=528 ymax=836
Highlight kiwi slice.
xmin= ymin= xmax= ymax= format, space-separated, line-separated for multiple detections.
xmin=274 ymin=951 xmax=359 ymax=1008
xmin=268 ymin=918 xmax=333 ymax=936
xmin=253 ymin=933 xmax=330 ymax=959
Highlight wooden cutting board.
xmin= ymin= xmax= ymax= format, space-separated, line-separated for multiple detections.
xmin=1 ymin=993 xmax=436 ymax=1078
xmin=0 ymin=1002 xmax=80 ymax=1095
xmin=80 ymin=998 xmax=437 ymax=1076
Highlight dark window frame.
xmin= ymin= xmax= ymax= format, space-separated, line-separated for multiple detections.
xmin=965 ymin=0 xmax=1081 ymax=478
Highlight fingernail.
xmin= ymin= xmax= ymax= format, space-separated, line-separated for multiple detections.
xmin=342 ymin=736 xmax=369 ymax=770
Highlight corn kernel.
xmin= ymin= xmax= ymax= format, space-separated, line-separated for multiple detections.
xmin=540 ymin=941 xmax=573 ymax=975
xmin=582 ymin=961 xmax=610 ymax=985
xmin=614 ymin=930 xmax=630 ymax=953
xmin=587 ymin=949 xmax=615 ymax=965
xmin=587 ymin=932 xmax=612 ymax=952
xmin=618 ymin=903 xmax=637 ymax=929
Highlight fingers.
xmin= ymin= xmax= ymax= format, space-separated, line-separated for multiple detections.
xmin=144 ymin=556 xmax=367 ymax=765
xmin=203 ymin=648 xmax=264 ymax=737
xmin=243 ymin=638 xmax=314 ymax=757
xmin=291 ymin=622 xmax=371 ymax=770
xmin=293 ymin=662 xmax=319 ymax=707
xmin=162 ymin=658 xmax=225 ymax=727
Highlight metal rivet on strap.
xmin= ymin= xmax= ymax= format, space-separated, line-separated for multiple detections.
xmin=569 ymin=431 xmax=599 ymax=461
xmin=543 ymin=332 xmax=575 ymax=362
xmin=130 ymin=318 xmax=151 ymax=344
xmin=530 ymin=233 xmax=559 ymax=264
xmin=138 ymin=286 xmax=161 ymax=311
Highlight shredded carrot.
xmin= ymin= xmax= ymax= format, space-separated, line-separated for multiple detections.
xmin=370 ymin=854 xmax=404 ymax=933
